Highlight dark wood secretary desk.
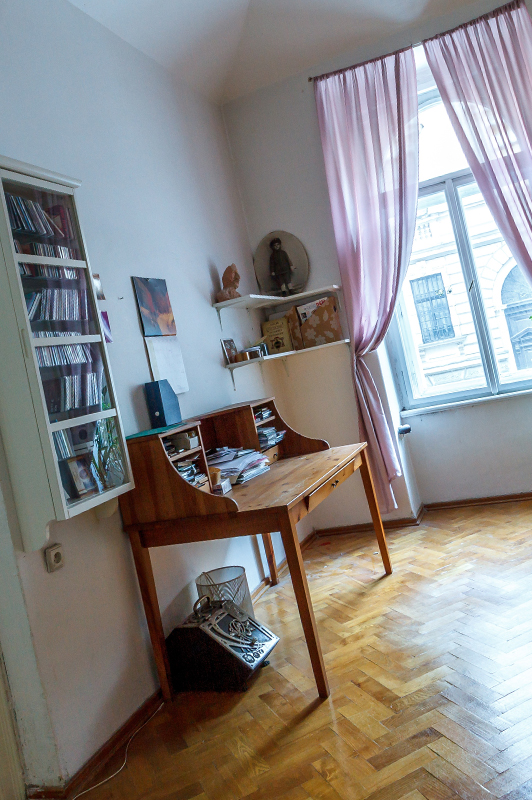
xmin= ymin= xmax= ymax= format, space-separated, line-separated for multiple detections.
xmin=119 ymin=397 xmax=392 ymax=701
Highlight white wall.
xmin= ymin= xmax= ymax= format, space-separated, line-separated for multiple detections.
xmin=0 ymin=0 xmax=276 ymax=785
xmin=264 ymin=344 xmax=419 ymax=527
xmin=404 ymin=394 xmax=532 ymax=504
xmin=223 ymin=0 xmax=532 ymax=512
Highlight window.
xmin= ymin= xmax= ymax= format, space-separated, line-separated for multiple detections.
xmin=410 ymin=274 xmax=454 ymax=344
xmin=388 ymin=47 xmax=532 ymax=409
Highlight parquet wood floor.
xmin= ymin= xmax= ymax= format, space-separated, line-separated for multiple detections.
xmin=87 ymin=501 xmax=532 ymax=800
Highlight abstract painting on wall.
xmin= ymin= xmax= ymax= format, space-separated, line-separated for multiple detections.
xmin=132 ymin=277 xmax=177 ymax=336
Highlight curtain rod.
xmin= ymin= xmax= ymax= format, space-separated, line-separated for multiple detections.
xmin=308 ymin=0 xmax=522 ymax=82
xmin=307 ymin=42 xmax=422 ymax=82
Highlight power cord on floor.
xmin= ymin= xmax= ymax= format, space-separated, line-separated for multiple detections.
xmin=70 ymin=702 xmax=164 ymax=800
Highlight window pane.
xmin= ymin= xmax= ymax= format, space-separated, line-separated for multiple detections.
xmin=458 ymin=183 xmax=532 ymax=385
xmin=415 ymin=46 xmax=469 ymax=182
xmin=397 ymin=190 xmax=487 ymax=399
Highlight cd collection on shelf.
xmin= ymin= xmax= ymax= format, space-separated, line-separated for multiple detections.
xmin=43 ymin=371 xmax=102 ymax=416
xmin=257 ymin=426 xmax=285 ymax=450
xmin=25 ymin=287 xmax=90 ymax=322
xmin=5 ymin=192 xmax=62 ymax=237
xmin=15 ymin=241 xmax=79 ymax=259
xmin=35 ymin=343 xmax=93 ymax=368
xmin=0 ymin=165 xmax=132 ymax=542
xmin=19 ymin=263 xmax=79 ymax=279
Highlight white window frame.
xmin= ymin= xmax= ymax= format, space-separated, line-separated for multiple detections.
xmin=387 ymin=166 xmax=532 ymax=411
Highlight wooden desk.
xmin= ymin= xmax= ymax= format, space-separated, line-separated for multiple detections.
xmin=120 ymin=401 xmax=392 ymax=701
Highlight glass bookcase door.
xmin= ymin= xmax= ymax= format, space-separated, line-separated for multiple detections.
xmin=36 ymin=342 xmax=111 ymax=424
xmin=3 ymin=179 xmax=83 ymax=260
xmin=52 ymin=417 xmax=128 ymax=507
xmin=20 ymin=262 xmax=98 ymax=338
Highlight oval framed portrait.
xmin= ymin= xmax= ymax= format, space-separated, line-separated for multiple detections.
xmin=253 ymin=230 xmax=310 ymax=296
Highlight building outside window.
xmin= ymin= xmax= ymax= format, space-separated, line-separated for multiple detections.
xmin=388 ymin=46 xmax=532 ymax=409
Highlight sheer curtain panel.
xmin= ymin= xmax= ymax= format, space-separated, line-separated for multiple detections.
xmin=424 ymin=0 xmax=532 ymax=283
xmin=314 ymin=49 xmax=418 ymax=514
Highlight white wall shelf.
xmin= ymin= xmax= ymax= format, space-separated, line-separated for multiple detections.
xmin=226 ymin=338 xmax=351 ymax=388
xmin=214 ymin=284 xmax=341 ymax=327
xmin=227 ymin=338 xmax=350 ymax=370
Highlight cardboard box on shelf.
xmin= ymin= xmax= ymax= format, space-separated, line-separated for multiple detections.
xmin=285 ymin=306 xmax=304 ymax=351
xmin=297 ymin=296 xmax=343 ymax=348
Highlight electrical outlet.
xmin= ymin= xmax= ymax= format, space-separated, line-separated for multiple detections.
xmin=44 ymin=543 xmax=64 ymax=573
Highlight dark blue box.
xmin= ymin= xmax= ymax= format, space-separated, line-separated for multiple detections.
xmin=144 ymin=380 xmax=182 ymax=428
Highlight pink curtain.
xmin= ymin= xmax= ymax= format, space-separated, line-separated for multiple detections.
xmin=424 ymin=0 xmax=532 ymax=283
xmin=315 ymin=50 xmax=418 ymax=514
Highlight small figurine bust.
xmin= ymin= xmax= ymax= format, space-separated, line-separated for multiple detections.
xmin=216 ymin=264 xmax=241 ymax=303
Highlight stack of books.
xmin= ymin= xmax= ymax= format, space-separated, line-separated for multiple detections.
xmin=258 ymin=427 xmax=286 ymax=450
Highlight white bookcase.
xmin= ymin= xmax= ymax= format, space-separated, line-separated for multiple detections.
xmin=0 ymin=155 xmax=133 ymax=551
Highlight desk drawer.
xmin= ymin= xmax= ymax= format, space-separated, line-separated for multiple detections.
xmin=306 ymin=455 xmax=361 ymax=512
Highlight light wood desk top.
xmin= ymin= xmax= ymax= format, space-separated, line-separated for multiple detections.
xmin=228 ymin=444 xmax=366 ymax=513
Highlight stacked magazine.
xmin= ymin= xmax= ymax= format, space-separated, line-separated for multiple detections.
xmin=206 ymin=447 xmax=270 ymax=484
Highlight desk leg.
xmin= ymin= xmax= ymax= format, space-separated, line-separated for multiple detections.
xmin=279 ymin=509 xmax=329 ymax=698
xmin=129 ymin=531 xmax=173 ymax=701
xmin=360 ymin=448 xmax=393 ymax=575
xmin=262 ymin=532 xmax=278 ymax=585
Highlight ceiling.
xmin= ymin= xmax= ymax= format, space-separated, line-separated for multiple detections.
xmin=67 ymin=0 xmax=487 ymax=103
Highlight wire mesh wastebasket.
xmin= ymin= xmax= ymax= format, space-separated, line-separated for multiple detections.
xmin=195 ymin=566 xmax=253 ymax=617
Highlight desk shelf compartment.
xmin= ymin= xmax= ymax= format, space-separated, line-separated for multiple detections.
xmin=0 ymin=159 xmax=133 ymax=549
xmin=160 ymin=424 xmax=211 ymax=493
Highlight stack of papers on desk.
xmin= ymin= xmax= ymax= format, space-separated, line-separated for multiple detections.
xmin=207 ymin=448 xmax=270 ymax=484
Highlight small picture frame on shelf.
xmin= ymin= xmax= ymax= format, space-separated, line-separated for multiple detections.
xmin=221 ymin=338 xmax=238 ymax=364
xmin=67 ymin=455 xmax=98 ymax=497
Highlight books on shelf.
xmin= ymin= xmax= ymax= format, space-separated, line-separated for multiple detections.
xmin=24 ymin=288 xmax=89 ymax=322
xmin=39 ymin=289 xmax=89 ymax=321
xmin=5 ymin=193 xmax=61 ymax=237
xmin=35 ymin=343 xmax=93 ymax=368
xmin=30 ymin=241 xmax=77 ymax=258
xmin=33 ymin=330 xmax=83 ymax=337
xmin=46 ymin=204 xmax=76 ymax=240
xmin=20 ymin=263 xmax=79 ymax=279
xmin=52 ymin=429 xmax=76 ymax=460
xmin=25 ymin=292 xmax=41 ymax=321
xmin=44 ymin=371 xmax=101 ymax=414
